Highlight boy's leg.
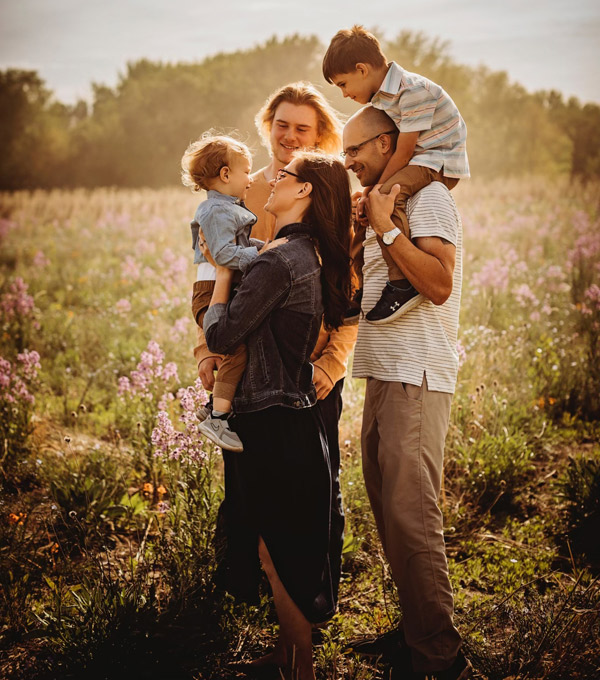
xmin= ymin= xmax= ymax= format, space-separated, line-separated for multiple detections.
xmin=212 ymin=343 xmax=248 ymax=407
xmin=377 ymin=166 xmax=446 ymax=282
xmin=365 ymin=167 xmax=447 ymax=325
xmin=199 ymin=344 xmax=247 ymax=453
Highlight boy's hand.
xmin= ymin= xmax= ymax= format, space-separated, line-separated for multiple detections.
xmin=198 ymin=229 xmax=216 ymax=267
xmin=365 ymin=183 xmax=401 ymax=236
xmin=259 ymin=237 xmax=288 ymax=254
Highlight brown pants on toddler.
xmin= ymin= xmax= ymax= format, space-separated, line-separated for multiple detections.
xmin=191 ymin=280 xmax=247 ymax=403
xmin=351 ymin=166 xmax=459 ymax=286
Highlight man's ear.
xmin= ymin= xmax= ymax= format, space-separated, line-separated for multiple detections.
xmin=220 ymin=166 xmax=230 ymax=182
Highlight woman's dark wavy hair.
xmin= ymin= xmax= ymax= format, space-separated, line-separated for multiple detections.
xmin=294 ymin=152 xmax=353 ymax=330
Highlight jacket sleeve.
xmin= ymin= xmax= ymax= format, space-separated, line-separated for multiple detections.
xmin=313 ymin=323 xmax=358 ymax=386
xmin=203 ymin=252 xmax=290 ymax=354
xmin=201 ymin=204 xmax=259 ymax=272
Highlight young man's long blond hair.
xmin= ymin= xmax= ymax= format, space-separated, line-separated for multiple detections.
xmin=255 ymin=82 xmax=343 ymax=156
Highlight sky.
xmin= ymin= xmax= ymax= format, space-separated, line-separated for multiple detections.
xmin=1 ymin=0 xmax=599 ymax=105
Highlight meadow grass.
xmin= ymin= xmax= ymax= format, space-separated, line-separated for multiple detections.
xmin=0 ymin=178 xmax=599 ymax=679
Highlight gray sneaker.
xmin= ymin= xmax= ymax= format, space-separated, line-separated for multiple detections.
xmin=199 ymin=415 xmax=244 ymax=452
xmin=197 ymin=403 xmax=211 ymax=423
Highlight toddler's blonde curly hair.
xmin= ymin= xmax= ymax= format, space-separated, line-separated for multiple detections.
xmin=181 ymin=132 xmax=251 ymax=192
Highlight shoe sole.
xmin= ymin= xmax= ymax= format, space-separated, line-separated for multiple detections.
xmin=198 ymin=421 xmax=244 ymax=452
xmin=366 ymin=293 xmax=425 ymax=325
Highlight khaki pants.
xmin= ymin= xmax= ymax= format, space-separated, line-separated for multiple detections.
xmin=361 ymin=375 xmax=462 ymax=672
xmin=351 ymin=167 xmax=459 ymax=286
xmin=191 ymin=280 xmax=247 ymax=403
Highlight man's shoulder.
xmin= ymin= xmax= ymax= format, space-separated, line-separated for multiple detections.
xmin=407 ymin=181 xmax=455 ymax=209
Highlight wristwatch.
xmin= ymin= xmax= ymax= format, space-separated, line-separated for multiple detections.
xmin=382 ymin=227 xmax=402 ymax=246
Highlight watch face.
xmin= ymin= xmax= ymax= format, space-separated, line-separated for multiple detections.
xmin=383 ymin=229 xmax=397 ymax=245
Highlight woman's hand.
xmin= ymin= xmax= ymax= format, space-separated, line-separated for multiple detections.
xmin=198 ymin=229 xmax=216 ymax=267
xmin=365 ymin=183 xmax=401 ymax=236
xmin=259 ymin=237 xmax=288 ymax=254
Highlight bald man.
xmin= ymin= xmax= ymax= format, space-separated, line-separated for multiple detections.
xmin=344 ymin=106 xmax=471 ymax=680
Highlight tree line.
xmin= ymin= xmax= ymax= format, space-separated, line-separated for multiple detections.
xmin=1 ymin=32 xmax=599 ymax=190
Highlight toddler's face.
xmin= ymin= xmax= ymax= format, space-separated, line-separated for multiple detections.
xmin=227 ymin=155 xmax=253 ymax=200
xmin=332 ymin=68 xmax=373 ymax=105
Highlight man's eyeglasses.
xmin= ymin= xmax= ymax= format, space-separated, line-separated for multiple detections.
xmin=341 ymin=130 xmax=398 ymax=158
xmin=276 ymin=168 xmax=306 ymax=182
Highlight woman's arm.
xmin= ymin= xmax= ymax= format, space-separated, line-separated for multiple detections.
xmin=203 ymin=252 xmax=291 ymax=355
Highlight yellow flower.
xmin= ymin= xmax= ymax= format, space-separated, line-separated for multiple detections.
xmin=143 ymin=482 xmax=154 ymax=495
xmin=157 ymin=484 xmax=167 ymax=497
xmin=151 ymin=309 xmax=158 ymax=316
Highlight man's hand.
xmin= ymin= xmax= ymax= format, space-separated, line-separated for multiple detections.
xmin=198 ymin=355 xmax=222 ymax=391
xmin=354 ymin=186 xmax=373 ymax=227
xmin=313 ymin=365 xmax=334 ymax=400
xmin=365 ymin=183 xmax=401 ymax=236
xmin=198 ymin=229 xmax=216 ymax=267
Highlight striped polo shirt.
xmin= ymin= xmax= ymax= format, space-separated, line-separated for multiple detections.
xmin=352 ymin=182 xmax=463 ymax=394
xmin=371 ymin=62 xmax=469 ymax=179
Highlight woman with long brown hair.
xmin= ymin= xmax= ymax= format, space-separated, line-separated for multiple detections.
xmin=202 ymin=151 xmax=352 ymax=680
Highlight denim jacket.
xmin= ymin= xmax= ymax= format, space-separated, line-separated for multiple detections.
xmin=191 ymin=190 xmax=258 ymax=272
xmin=203 ymin=223 xmax=323 ymax=413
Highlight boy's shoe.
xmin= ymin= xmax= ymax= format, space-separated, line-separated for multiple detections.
xmin=199 ymin=414 xmax=244 ymax=452
xmin=366 ymin=281 xmax=424 ymax=325
xmin=345 ymin=627 xmax=406 ymax=662
xmin=408 ymin=650 xmax=472 ymax=680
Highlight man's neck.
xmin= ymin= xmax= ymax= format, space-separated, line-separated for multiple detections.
xmin=262 ymin=157 xmax=286 ymax=182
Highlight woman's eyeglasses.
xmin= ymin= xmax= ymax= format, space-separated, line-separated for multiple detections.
xmin=341 ymin=130 xmax=398 ymax=158
xmin=276 ymin=168 xmax=306 ymax=182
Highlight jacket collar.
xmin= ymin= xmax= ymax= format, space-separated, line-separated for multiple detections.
xmin=274 ymin=222 xmax=312 ymax=239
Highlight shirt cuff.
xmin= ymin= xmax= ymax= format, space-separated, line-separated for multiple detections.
xmin=203 ymin=303 xmax=227 ymax=334
xmin=239 ymin=247 xmax=259 ymax=272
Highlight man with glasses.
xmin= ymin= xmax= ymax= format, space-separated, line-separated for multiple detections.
xmin=344 ymin=105 xmax=471 ymax=680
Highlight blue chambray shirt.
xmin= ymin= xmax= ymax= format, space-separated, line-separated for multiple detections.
xmin=191 ymin=190 xmax=258 ymax=272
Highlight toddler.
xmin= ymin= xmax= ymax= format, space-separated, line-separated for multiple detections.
xmin=181 ymin=133 xmax=259 ymax=452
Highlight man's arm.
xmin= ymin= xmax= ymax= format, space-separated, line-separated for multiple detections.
xmin=366 ymin=183 xmax=455 ymax=305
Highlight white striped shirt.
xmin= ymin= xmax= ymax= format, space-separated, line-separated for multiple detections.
xmin=371 ymin=62 xmax=469 ymax=179
xmin=352 ymin=182 xmax=463 ymax=394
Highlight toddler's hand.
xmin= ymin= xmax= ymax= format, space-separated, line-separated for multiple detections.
xmin=259 ymin=237 xmax=288 ymax=254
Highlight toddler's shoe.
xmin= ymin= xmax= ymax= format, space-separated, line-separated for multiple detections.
xmin=197 ymin=403 xmax=211 ymax=423
xmin=199 ymin=414 xmax=244 ymax=452
xmin=366 ymin=281 xmax=424 ymax=325
xmin=197 ymin=394 xmax=213 ymax=423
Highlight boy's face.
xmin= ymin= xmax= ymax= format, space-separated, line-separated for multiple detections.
xmin=332 ymin=65 xmax=376 ymax=105
xmin=225 ymin=155 xmax=253 ymax=200
xmin=269 ymin=102 xmax=321 ymax=165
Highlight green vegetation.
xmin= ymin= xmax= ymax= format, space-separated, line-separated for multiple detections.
xmin=1 ymin=32 xmax=600 ymax=191
xmin=1 ymin=178 xmax=599 ymax=676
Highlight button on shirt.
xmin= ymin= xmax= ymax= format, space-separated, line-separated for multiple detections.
xmin=352 ymin=182 xmax=463 ymax=394
xmin=371 ymin=62 xmax=470 ymax=179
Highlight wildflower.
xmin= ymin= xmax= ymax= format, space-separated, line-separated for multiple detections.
xmin=157 ymin=501 xmax=170 ymax=514
xmin=142 ymin=482 xmax=154 ymax=495
xmin=157 ymin=484 xmax=167 ymax=497
xmin=115 ymin=298 xmax=132 ymax=315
